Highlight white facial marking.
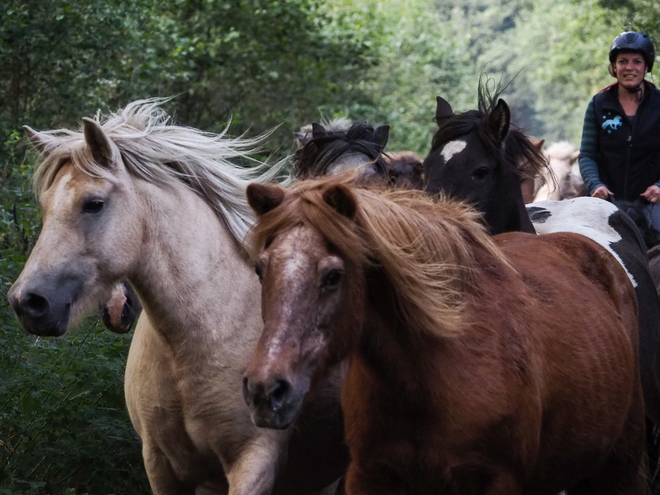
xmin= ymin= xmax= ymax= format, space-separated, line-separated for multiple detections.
xmin=530 ymin=198 xmax=637 ymax=287
xmin=440 ymin=140 xmax=467 ymax=163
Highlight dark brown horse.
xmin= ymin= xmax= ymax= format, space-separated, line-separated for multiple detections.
xmin=243 ymin=175 xmax=645 ymax=494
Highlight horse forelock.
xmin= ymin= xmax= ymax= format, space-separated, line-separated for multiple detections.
xmin=546 ymin=141 xmax=576 ymax=161
xmin=250 ymin=174 xmax=507 ymax=339
xmin=31 ymin=98 xmax=285 ymax=245
xmin=430 ymin=106 xmax=547 ymax=181
xmin=294 ymin=122 xmax=388 ymax=179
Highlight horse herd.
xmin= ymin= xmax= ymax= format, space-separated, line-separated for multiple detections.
xmin=7 ymin=84 xmax=660 ymax=494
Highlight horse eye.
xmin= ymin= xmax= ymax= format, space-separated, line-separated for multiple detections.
xmin=82 ymin=199 xmax=104 ymax=213
xmin=321 ymin=270 xmax=343 ymax=291
xmin=471 ymin=167 xmax=490 ymax=180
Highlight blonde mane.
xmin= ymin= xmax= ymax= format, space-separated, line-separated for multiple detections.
xmin=545 ymin=140 xmax=577 ymax=161
xmin=31 ymin=98 xmax=286 ymax=245
xmin=250 ymin=174 xmax=508 ymax=338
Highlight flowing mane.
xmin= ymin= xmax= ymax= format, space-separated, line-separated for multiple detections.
xmin=249 ymin=174 xmax=507 ymax=338
xmin=31 ymin=98 xmax=285 ymax=244
xmin=430 ymin=79 xmax=548 ymax=181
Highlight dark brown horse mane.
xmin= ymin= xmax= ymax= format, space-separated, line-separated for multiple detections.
xmin=293 ymin=122 xmax=389 ymax=179
xmin=430 ymin=79 xmax=548 ymax=181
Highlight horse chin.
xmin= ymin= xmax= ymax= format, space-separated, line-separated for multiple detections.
xmin=18 ymin=309 xmax=70 ymax=337
xmin=249 ymin=401 xmax=302 ymax=430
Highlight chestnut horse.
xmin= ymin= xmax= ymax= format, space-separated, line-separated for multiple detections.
xmin=8 ymin=100 xmax=347 ymax=495
xmin=243 ymin=175 xmax=645 ymax=495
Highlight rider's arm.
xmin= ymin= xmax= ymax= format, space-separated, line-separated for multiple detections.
xmin=579 ymin=99 xmax=607 ymax=195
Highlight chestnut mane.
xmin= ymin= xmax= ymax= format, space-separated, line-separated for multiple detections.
xmin=249 ymin=174 xmax=508 ymax=338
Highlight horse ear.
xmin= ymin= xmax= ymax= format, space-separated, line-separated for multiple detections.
xmin=532 ymin=138 xmax=545 ymax=151
xmin=372 ymin=125 xmax=390 ymax=152
xmin=311 ymin=122 xmax=326 ymax=138
xmin=83 ymin=118 xmax=114 ymax=168
xmin=488 ymin=99 xmax=510 ymax=143
xmin=435 ymin=96 xmax=453 ymax=122
xmin=323 ymin=184 xmax=357 ymax=219
xmin=247 ymin=183 xmax=285 ymax=216
xmin=23 ymin=126 xmax=54 ymax=155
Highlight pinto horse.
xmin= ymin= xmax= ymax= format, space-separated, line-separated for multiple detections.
xmin=8 ymin=100 xmax=347 ymax=495
xmin=243 ymin=175 xmax=645 ymax=494
xmin=422 ymin=86 xmax=660 ymax=432
xmin=423 ymin=86 xmax=548 ymax=234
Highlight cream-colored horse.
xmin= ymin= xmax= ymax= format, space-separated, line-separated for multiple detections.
xmin=8 ymin=100 xmax=347 ymax=495
xmin=533 ymin=141 xmax=584 ymax=202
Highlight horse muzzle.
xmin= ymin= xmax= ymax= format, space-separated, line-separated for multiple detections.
xmin=8 ymin=278 xmax=80 ymax=337
xmin=242 ymin=374 xmax=307 ymax=430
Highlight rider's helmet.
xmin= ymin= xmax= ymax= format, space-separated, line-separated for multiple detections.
xmin=609 ymin=31 xmax=655 ymax=72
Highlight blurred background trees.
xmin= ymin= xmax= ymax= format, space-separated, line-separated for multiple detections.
xmin=0 ymin=0 xmax=655 ymax=492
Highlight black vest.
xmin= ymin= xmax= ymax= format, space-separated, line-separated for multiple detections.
xmin=592 ymin=82 xmax=660 ymax=201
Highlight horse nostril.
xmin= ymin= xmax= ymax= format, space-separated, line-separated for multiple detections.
xmin=22 ymin=292 xmax=50 ymax=319
xmin=268 ymin=379 xmax=291 ymax=412
xmin=242 ymin=376 xmax=256 ymax=407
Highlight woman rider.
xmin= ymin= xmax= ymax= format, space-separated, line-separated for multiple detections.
xmin=579 ymin=31 xmax=660 ymax=229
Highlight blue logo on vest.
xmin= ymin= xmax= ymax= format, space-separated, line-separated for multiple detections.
xmin=602 ymin=115 xmax=622 ymax=133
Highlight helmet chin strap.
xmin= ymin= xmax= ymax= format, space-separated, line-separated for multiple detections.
xmin=617 ymin=71 xmax=645 ymax=99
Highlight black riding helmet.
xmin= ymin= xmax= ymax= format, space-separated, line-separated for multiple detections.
xmin=609 ymin=31 xmax=655 ymax=72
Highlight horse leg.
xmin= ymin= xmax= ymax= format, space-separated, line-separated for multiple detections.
xmin=225 ymin=435 xmax=286 ymax=495
xmin=143 ymin=442 xmax=197 ymax=495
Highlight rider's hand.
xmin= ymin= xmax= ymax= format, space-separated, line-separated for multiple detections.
xmin=592 ymin=186 xmax=614 ymax=200
xmin=641 ymin=185 xmax=660 ymax=204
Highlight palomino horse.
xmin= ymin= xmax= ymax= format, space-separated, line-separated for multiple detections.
xmin=533 ymin=141 xmax=584 ymax=202
xmin=243 ymin=175 xmax=645 ymax=494
xmin=8 ymin=100 xmax=347 ymax=495
xmin=520 ymin=138 xmax=545 ymax=203
xmin=423 ymin=86 xmax=660 ymax=430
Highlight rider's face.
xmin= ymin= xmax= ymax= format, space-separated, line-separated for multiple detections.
xmin=614 ymin=52 xmax=647 ymax=90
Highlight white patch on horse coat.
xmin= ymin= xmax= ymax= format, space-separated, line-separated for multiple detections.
xmin=441 ymin=140 xmax=467 ymax=163
xmin=530 ymin=198 xmax=638 ymax=287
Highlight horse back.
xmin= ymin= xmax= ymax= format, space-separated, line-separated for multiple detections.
xmin=496 ymin=230 xmax=638 ymax=349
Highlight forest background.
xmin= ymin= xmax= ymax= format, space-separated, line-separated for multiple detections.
xmin=0 ymin=0 xmax=657 ymax=493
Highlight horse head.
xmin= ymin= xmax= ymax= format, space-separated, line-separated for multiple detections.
xmin=382 ymin=151 xmax=424 ymax=189
xmin=293 ymin=120 xmax=390 ymax=181
xmin=423 ymin=81 xmax=548 ymax=234
xmin=243 ymin=180 xmax=367 ymax=429
xmin=8 ymin=119 xmax=145 ymax=336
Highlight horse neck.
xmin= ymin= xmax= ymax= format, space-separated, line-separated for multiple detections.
xmin=130 ymin=178 xmax=261 ymax=354
xmin=356 ymin=270 xmax=453 ymax=407
xmin=486 ymin=173 xmax=536 ymax=235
